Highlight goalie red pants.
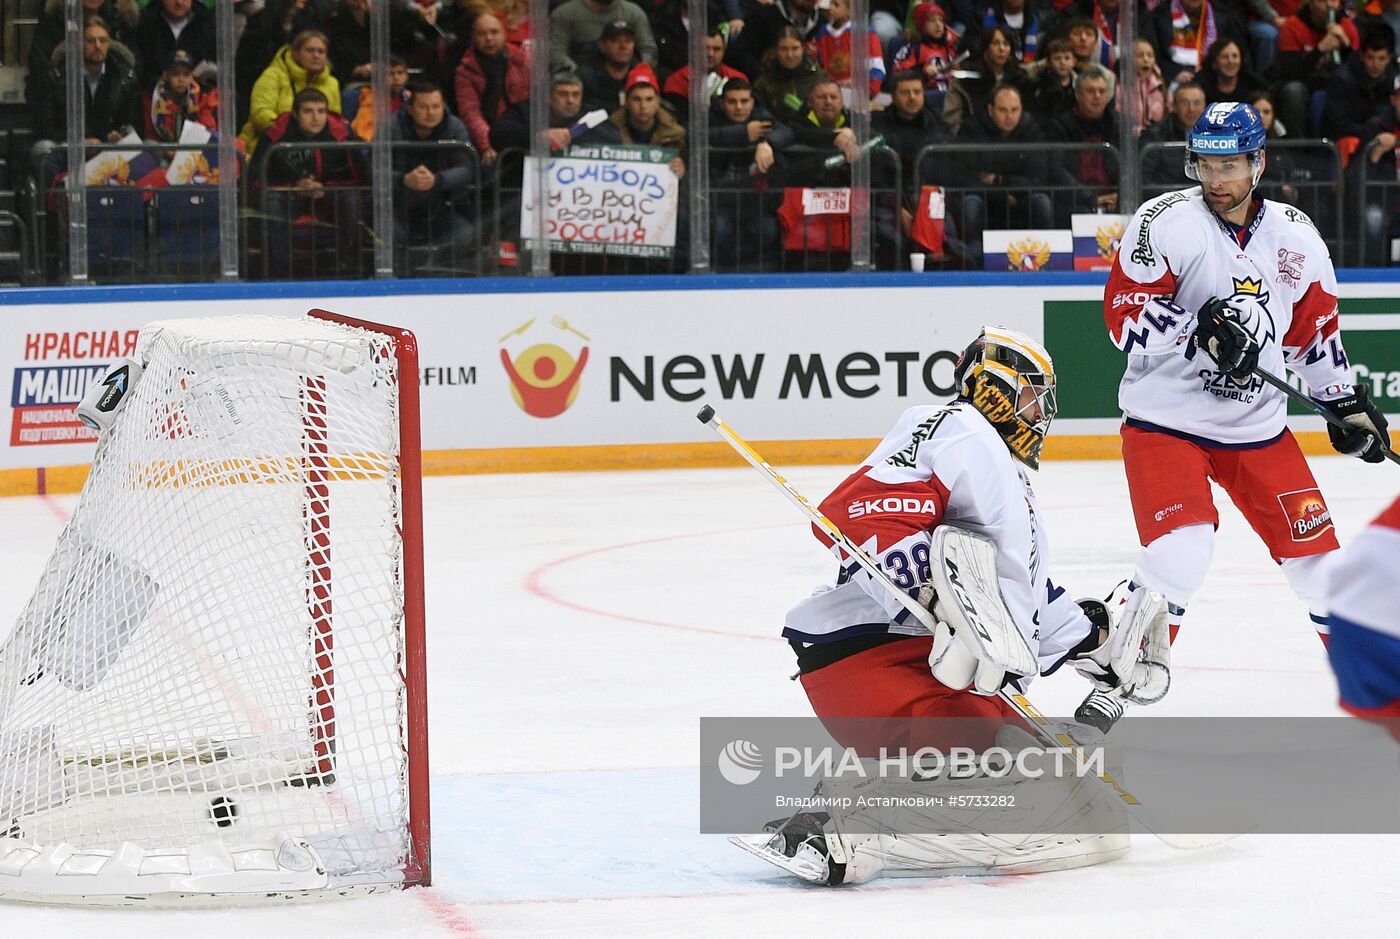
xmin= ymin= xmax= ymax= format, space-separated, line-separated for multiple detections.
xmin=799 ymin=636 xmax=1022 ymax=756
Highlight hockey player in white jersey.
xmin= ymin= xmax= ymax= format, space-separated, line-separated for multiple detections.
xmin=1088 ymin=102 xmax=1391 ymax=728
xmin=1327 ymin=494 xmax=1400 ymax=733
xmin=740 ymin=327 xmax=1170 ymax=885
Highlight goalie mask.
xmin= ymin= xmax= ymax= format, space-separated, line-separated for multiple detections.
xmin=953 ymin=327 xmax=1057 ymax=470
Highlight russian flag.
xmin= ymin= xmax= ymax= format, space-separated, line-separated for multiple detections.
xmin=1071 ymin=213 xmax=1128 ymax=271
xmin=982 ymin=229 xmax=1074 ymax=272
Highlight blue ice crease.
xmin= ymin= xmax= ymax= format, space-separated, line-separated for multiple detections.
xmin=429 ymin=768 xmax=823 ymax=904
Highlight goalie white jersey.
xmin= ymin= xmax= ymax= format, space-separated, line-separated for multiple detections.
xmin=1104 ymin=188 xmax=1352 ymax=446
xmin=783 ymin=402 xmax=1095 ymax=677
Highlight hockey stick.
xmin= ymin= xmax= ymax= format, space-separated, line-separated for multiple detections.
xmin=697 ymin=404 xmax=1238 ymax=850
xmin=1250 ymin=366 xmax=1400 ymax=467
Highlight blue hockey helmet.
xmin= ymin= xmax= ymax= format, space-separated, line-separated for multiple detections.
xmin=1185 ymin=102 xmax=1266 ymax=185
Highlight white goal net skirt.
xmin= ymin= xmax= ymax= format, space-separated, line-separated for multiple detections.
xmin=0 ymin=312 xmax=429 ymax=904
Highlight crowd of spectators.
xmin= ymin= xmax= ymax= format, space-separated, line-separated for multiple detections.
xmin=18 ymin=0 xmax=1400 ymax=274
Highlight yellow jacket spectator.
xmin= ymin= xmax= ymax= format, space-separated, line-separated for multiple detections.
xmin=239 ymin=30 xmax=341 ymax=152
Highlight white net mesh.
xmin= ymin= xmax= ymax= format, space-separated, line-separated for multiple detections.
xmin=0 ymin=315 xmax=413 ymax=899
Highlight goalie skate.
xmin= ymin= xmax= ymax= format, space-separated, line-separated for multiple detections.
xmin=729 ymin=812 xmax=843 ymax=884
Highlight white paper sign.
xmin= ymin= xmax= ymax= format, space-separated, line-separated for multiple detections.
xmin=521 ymin=143 xmax=680 ymax=259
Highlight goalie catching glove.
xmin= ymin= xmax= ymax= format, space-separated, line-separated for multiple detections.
xmin=1071 ymin=584 xmax=1171 ymax=705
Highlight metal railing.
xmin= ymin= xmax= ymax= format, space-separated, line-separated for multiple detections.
xmin=32 ymin=142 xmax=238 ymax=284
xmin=251 ymin=138 xmax=486 ymax=281
xmin=1141 ymin=139 xmax=1345 ymax=260
xmin=0 ymin=209 xmax=31 ymax=284
xmin=1356 ymin=139 xmax=1400 ymax=268
xmin=707 ymin=144 xmax=904 ymax=273
xmin=14 ymin=124 xmax=1384 ymax=282
xmin=28 ymin=139 xmax=490 ymax=283
xmin=914 ymin=141 xmax=1119 ymax=270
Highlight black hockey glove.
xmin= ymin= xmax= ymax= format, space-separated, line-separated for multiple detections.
xmin=1192 ymin=298 xmax=1259 ymax=386
xmin=1068 ymin=599 xmax=1116 ymax=682
xmin=1317 ymin=386 xmax=1391 ymax=464
xmin=1078 ymin=598 xmax=1112 ymax=637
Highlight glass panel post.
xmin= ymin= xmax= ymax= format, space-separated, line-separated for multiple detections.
xmin=1117 ymin=0 xmax=1140 ymax=214
xmin=686 ymin=0 xmax=710 ymax=273
xmin=216 ymin=0 xmax=238 ymax=280
xmin=849 ymin=0 xmax=872 ymax=271
xmin=370 ymin=0 xmax=393 ymax=277
xmin=63 ymin=0 xmax=85 ymax=283
xmin=528 ymin=0 xmax=551 ymax=276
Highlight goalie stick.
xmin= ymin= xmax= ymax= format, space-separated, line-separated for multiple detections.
xmin=697 ymin=404 xmax=1238 ymax=850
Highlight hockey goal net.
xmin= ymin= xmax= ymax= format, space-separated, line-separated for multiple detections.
xmin=0 ymin=311 xmax=429 ymax=904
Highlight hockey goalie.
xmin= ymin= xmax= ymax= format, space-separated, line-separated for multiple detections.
xmin=737 ymin=327 xmax=1171 ymax=885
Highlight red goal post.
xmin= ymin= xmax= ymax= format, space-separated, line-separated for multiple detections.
xmin=309 ymin=309 xmax=431 ymax=887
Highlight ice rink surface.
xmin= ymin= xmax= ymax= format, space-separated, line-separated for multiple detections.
xmin=2 ymin=453 xmax=1398 ymax=936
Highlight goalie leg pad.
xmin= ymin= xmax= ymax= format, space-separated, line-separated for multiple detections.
xmin=743 ymin=727 xmax=1132 ymax=884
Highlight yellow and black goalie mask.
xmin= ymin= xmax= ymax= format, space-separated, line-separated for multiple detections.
xmin=953 ymin=326 xmax=1058 ymax=470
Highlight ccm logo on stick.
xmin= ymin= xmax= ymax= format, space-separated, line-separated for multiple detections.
xmin=847 ymin=497 xmax=939 ymax=519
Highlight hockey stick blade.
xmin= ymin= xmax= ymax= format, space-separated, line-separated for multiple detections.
xmin=1250 ymin=366 xmax=1399 ymax=467
xmin=698 ymin=406 xmax=1230 ymax=850
xmin=1006 ymin=692 xmax=1247 ymax=849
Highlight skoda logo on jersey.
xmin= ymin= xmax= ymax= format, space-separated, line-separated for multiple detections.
xmin=847 ymin=496 xmax=940 ymax=519
xmin=718 ymin=740 xmax=764 ymax=785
